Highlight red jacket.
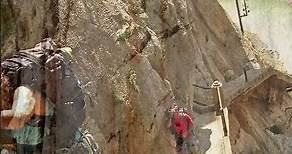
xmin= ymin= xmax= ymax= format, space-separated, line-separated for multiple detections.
xmin=171 ymin=112 xmax=193 ymax=138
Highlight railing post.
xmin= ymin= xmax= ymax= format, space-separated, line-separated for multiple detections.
xmin=212 ymin=81 xmax=229 ymax=137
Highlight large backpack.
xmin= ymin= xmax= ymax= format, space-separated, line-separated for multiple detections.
xmin=1 ymin=39 xmax=85 ymax=147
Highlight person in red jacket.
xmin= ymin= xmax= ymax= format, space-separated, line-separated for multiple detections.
xmin=168 ymin=106 xmax=194 ymax=153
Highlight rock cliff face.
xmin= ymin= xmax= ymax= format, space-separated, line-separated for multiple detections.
xmin=229 ymin=79 xmax=292 ymax=154
xmin=1 ymin=0 xmax=291 ymax=154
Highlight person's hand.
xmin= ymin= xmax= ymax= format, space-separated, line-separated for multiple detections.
xmin=169 ymin=108 xmax=176 ymax=113
xmin=182 ymin=132 xmax=188 ymax=138
xmin=0 ymin=144 xmax=16 ymax=152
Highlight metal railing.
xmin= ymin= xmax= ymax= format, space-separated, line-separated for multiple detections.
xmin=235 ymin=0 xmax=250 ymax=34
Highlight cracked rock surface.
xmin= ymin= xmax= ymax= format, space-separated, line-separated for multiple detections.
xmin=2 ymin=0 xmax=291 ymax=154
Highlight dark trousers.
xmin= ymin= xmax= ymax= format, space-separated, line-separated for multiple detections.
xmin=175 ymin=134 xmax=184 ymax=152
xmin=16 ymin=143 xmax=42 ymax=154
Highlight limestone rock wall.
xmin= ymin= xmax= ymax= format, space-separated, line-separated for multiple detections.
xmin=0 ymin=0 xmax=261 ymax=153
xmin=229 ymin=80 xmax=292 ymax=154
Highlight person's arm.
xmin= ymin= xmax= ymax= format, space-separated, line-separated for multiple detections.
xmin=0 ymin=86 xmax=36 ymax=129
xmin=0 ymin=110 xmax=15 ymax=128
xmin=167 ymin=111 xmax=175 ymax=128
xmin=186 ymin=114 xmax=194 ymax=129
xmin=168 ymin=117 xmax=172 ymax=128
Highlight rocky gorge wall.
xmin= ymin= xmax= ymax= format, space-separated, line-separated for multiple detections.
xmin=229 ymin=78 xmax=292 ymax=154
xmin=3 ymin=0 xmax=290 ymax=154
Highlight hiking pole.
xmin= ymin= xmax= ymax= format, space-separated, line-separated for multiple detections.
xmin=211 ymin=81 xmax=228 ymax=137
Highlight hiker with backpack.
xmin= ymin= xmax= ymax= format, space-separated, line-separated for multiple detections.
xmin=1 ymin=72 xmax=55 ymax=153
xmin=0 ymin=39 xmax=99 ymax=153
xmin=168 ymin=104 xmax=194 ymax=153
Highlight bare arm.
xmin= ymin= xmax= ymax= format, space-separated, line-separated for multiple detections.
xmin=0 ymin=86 xmax=36 ymax=129
xmin=167 ymin=117 xmax=172 ymax=128
xmin=186 ymin=114 xmax=195 ymax=130
xmin=167 ymin=111 xmax=174 ymax=128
